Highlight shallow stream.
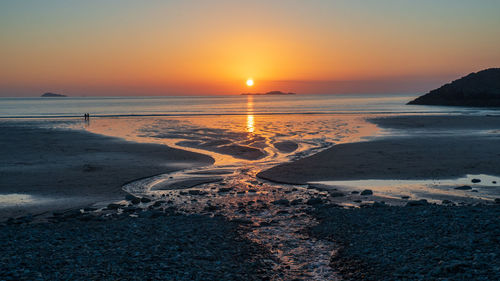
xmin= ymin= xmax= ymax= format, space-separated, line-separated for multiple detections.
xmin=80 ymin=113 xmax=499 ymax=280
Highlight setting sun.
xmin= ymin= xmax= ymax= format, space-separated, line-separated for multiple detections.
xmin=246 ymin=79 xmax=254 ymax=87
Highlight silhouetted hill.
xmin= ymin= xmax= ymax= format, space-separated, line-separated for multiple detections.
xmin=41 ymin=92 xmax=67 ymax=97
xmin=408 ymin=68 xmax=500 ymax=107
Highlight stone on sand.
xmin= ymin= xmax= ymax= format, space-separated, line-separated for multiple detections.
xmin=360 ymin=189 xmax=373 ymax=196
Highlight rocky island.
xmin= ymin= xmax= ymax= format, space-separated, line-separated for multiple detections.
xmin=241 ymin=91 xmax=296 ymax=96
xmin=41 ymin=92 xmax=67 ymax=97
xmin=408 ymin=68 xmax=500 ymax=107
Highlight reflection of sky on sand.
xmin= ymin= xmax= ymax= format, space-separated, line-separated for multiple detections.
xmin=313 ymin=174 xmax=500 ymax=203
xmin=0 ymin=193 xmax=54 ymax=206
xmin=81 ymin=113 xmax=378 ymax=168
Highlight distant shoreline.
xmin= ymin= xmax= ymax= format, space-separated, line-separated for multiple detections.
xmin=41 ymin=92 xmax=67 ymax=97
xmin=241 ymin=91 xmax=296 ymax=96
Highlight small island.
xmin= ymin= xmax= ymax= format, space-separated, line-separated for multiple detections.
xmin=41 ymin=92 xmax=67 ymax=97
xmin=241 ymin=91 xmax=296 ymax=96
xmin=408 ymin=68 xmax=500 ymax=107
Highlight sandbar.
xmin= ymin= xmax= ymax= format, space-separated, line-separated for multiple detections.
xmin=0 ymin=122 xmax=214 ymax=219
xmin=258 ymin=115 xmax=500 ymax=184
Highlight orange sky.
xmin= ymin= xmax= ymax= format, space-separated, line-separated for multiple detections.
xmin=1 ymin=1 xmax=499 ymax=96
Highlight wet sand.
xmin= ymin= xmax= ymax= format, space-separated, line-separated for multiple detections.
xmin=176 ymin=140 xmax=266 ymax=160
xmin=84 ymin=114 xmax=378 ymax=165
xmin=371 ymin=114 xmax=500 ymax=130
xmin=0 ymin=122 xmax=214 ymax=219
xmin=3 ymin=115 xmax=500 ymax=280
xmin=258 ymin=115 xmax=500 ymax=184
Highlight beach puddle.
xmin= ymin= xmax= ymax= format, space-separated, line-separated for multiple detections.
xmin=0 ymin=193 xmax=53 ymax=206
xmin=312 ymin=174 xmax=500 ymax=204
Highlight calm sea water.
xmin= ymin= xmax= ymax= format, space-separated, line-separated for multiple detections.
xmin=0 ymin=94 xmax=493 ymax=118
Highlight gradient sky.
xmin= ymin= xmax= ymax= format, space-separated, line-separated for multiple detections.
xmin=1 ymin=0 xmax=499 ymax=96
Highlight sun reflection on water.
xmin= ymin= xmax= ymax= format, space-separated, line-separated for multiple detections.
xmin=246 ymin=96 xmax=254 ymax=133
xmin=80 ymin=110 xmax=379 ymax=167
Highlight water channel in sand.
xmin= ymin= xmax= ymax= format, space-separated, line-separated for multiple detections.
xmin=78 ymin=112 xmax=376 ymax=280
xmin=74 ymin=109 xmax=498 ymax=279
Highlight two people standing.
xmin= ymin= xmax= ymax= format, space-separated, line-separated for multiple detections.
xmin=83 ymin=113 xmax=90 ymax=121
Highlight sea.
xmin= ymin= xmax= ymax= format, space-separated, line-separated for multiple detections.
xmin=0 ymin=94 xmax=496 ymax=118
xmin=1 ymin=94 xmax=498 ymax=201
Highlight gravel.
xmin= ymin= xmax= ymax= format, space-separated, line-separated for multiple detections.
xmin=309 ymin=204 xmax=500 ymax=281
xmin=0 ymin=214 xmax=274 ymax=280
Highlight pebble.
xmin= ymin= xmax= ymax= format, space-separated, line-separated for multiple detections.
xmin=455 ymin=185 xmax=472 ymax=190
xmin=231 ymin=218 xmax=253 ymax=224
xmin=330 ymin=192 xmax=345 ymax=197
xmin=125 ymin=194 xmax=141 ymax=204
xmin=372 ymin=201 xmax=386 ymax=208
xmin=123 ymin=206 xmax=140 ymax=213
xmin=271 ymin=199 xmax=290 ymax=206
xmin=259 ymin=221 xmax=271 ymax=227
xmin=153 ymin=200 xmax=166 ymax=207
xmin=204 ymin=204 xmax=220 ymax=211
xmin=107 ymin=203 xmax=124 ymax=210
xmin=306 ymin=198 xmax=323 ymax=205
xmin=406 ymin=199 xmax=429 ymax=206
xmin=188 ymin=190 xmax=207 ymax=195
xmin=217 ymin=187 xmax=233 ymax=193
xmin=360 ymin=189 xmax=373 ymax=196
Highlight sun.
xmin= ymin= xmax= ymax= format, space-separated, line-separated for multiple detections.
xmin=246 ymin=79 xmax=254 ymax=87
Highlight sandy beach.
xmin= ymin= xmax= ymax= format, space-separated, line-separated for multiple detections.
xmin=1 ymin=115 xmax=499 ymax=280
xmin=258 ymin=115 xmax=500 ymax=184
xmin=0 ymin=121 xmax=214 ymax=219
